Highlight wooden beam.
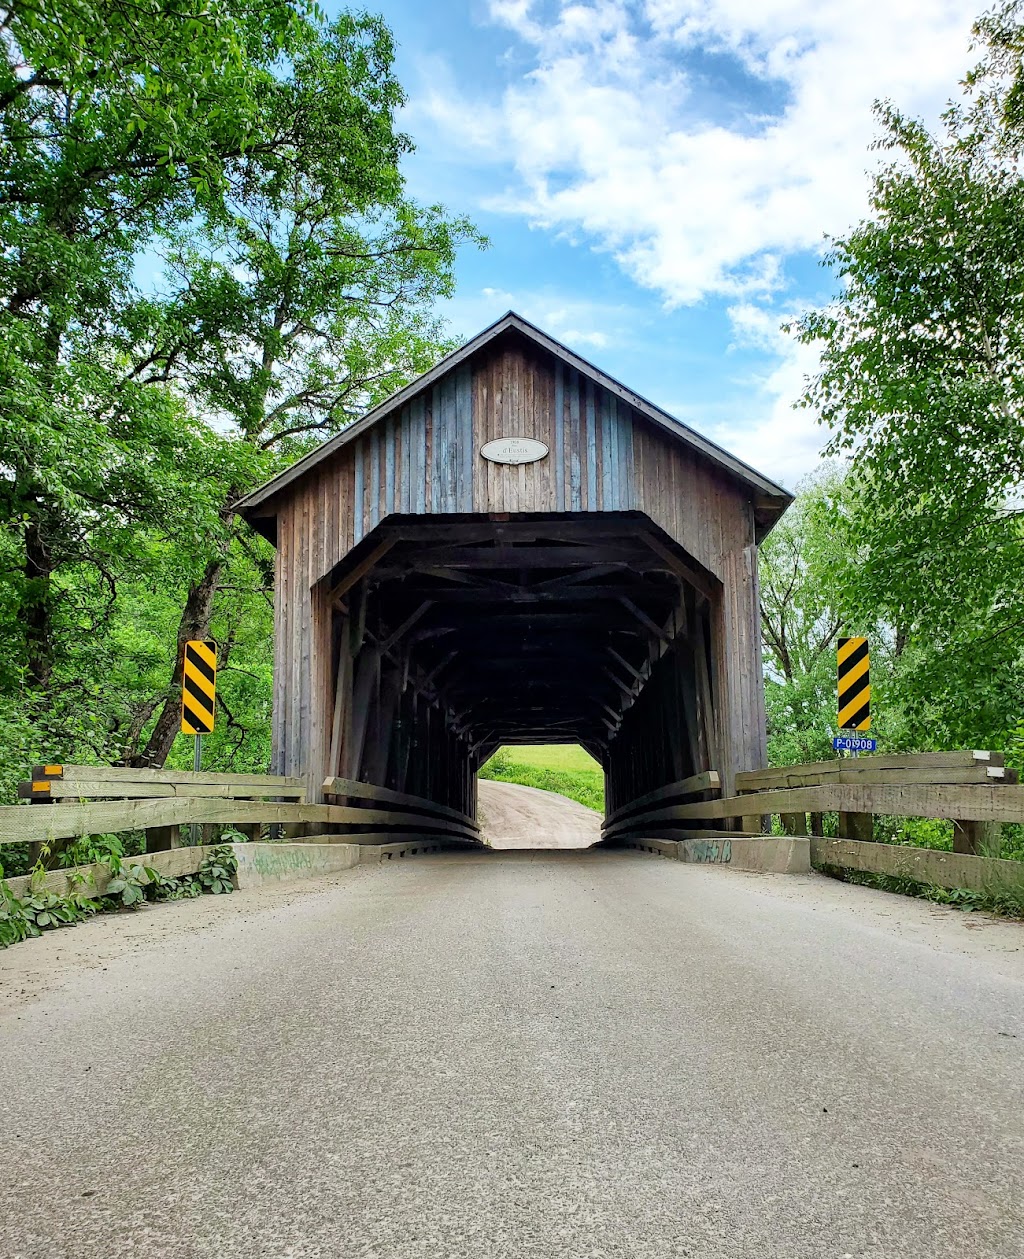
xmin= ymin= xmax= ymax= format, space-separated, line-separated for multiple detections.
xmin=607 ymin=646 xmax=646 ymax=684
xmin=618 ymin=596 xmax=672 ymax=644
xmin=608 ymin=782 xmax=1024 ymax=824
xmin=529 ymin=565 xmax=626 ymax=592
xmin=736 ymin=751 xmax=1005 ymax=792
xmin=386 ymin=545 xmax=656 ymax=570
xmin=323 ymin=777 xmax=478 ymax=828
xmin=378 ymin=601 xmax=434 ymax=656
xmin=603 ymin=668 xmax=633 ymax=700
xmin=31 ymin=765 xmax=303 ymax=789
xmin=639 ymin=531 xmax=716 ymax=601
xmin=603 ymin=771 xmax=722 ymax=825
xmin=326 ymin=539 xmax=395 ymax=606
xmin=18 ymin=779 xmax=306 ymax=800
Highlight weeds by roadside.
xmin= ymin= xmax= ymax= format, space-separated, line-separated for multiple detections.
xmin=0 ymin=842 xmax=240 ymax=949
xmin=816 ymin=862 xmax=1024 ymax=919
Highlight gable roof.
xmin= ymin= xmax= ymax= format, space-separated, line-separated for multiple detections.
xmin=235 ymin=310 xmax=793 ymax=516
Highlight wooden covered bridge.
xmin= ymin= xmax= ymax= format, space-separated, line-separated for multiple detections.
xmin=237 ymin=312 xmax=793 ymax=822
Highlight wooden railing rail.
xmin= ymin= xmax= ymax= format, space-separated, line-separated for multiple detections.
xmin=1 ymin=765 xmax=481 ymax=850
xmin=18 ymin=765 xmax=306 ymax=801
xmin=603 ymin=771 xmax=721 ymax=827
xmin=322 ymin=776 xmax=479 ymax=831
xmin=604 ymin=752 xmax=1024 ymax=858
xmin=601 ymin=771 xmax=725 ymax=843
xmin=735 ymin=750 xmax=1010 ymax=794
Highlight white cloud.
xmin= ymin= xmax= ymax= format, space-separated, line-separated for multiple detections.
xmin=711 ymin=302 xmax=827 ymax=487
xmin=422 ymin=0 xmax=975 ymax=306
xmin=412 ymin=0 xmax=976 ymax=484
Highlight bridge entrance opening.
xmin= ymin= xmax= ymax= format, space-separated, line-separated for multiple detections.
xmin=476 ymin=743 xmax=603 ymax=851
xmin=237 ymin=312 xmax=791 ymax=838
xmin=312 ymin=512 xmax=721 ymax=824
xmin=479 ymin=745 xmax=603 ymax=809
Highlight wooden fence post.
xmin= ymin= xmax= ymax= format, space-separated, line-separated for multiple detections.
xmin=145 ymin=825 xmax=181 ymax=853
xmin=952 ymin=820 xmax=1000 ymax=857
xmin=838 ymin=811 xmax=874 ymax=842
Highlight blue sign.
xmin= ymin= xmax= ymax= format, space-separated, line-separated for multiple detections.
xmin=833 ymin=735 xmax=877 ymax=753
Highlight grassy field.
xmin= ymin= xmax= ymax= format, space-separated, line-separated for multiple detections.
xmin=478 ymin=744 xmax=605 ymax=812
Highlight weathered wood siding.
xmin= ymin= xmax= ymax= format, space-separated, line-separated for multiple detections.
xmin=268 ymin=337 xmax=764 ymax=786
xmin=274 ymin=342 xmax=751 ymax=581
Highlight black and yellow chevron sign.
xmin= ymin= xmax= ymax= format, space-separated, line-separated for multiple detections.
xmin=181 ymin=640 xmax=217 ymax=735
xmin=837 ymin=636 xmax=870 ymax=731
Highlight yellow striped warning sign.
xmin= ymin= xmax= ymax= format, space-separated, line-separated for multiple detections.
xmin=181 ymin=640 xmax=217 ymax=734
xmin=837 ymin=636 xmax=870 ymax=731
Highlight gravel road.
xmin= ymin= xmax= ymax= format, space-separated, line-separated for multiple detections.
xmin=477 ymin=779 xmax=601 ymax=848
xmin=2 ymin=850 xmax=1023 ymax=1259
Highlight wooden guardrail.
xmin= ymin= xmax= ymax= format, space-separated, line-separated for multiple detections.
xmin=600 ymin=771 xmax=736 ymax=843
xmin=604 ymin=751 xmax=1024 ymax=894
xmin=1 ymin=765 xmax=481 ymax=852
xmin=322 ymin=777 xmax=479 ymax=843
xmin=18 ymin=764 xmax=307 ymax=800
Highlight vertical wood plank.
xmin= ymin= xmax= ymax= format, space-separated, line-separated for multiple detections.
xmin=553 ymin=358 xmax=565 ymax=510
xmin=568 ymin=368 xmax=582 ymax=510
xmin=584 ymin=376 xmax=597 ymax=511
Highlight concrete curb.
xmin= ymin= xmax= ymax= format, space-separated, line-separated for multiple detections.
xmin=621 ymin=836 xmax=810 ymax=874
xmin=229 ymin=839 xmax=454 ymax=888
xmin=230 ymin=842 xmax=361 ymax=889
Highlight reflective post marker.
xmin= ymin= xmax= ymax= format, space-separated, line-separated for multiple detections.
xmin=181 ymin=640 xmax=217 ymax=738
xmin=181 ymin=639 xmax=216 ymax=842
xmin=837 ymin=637 xmax=870 ymax=732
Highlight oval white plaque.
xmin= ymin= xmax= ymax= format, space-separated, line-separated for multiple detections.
xmin=480 ymin=437 xmax=549 ymax=466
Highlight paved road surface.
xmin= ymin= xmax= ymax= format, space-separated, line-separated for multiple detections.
xmin=2 ymin=849 xmax=1023 ymax=1259
xmin=477 ymin=779 xmax=601 ymax=848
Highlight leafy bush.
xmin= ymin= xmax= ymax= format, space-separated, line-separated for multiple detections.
xmin=197 ymin=845 xmax=237 ymax=895
xmin=58 ymin=833 xmax=124 ymax=868
xmin=0 ymin=841 xmax=240 ymax=949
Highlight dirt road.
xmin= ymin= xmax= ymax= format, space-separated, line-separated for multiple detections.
xmin=477 ymin=778 xmax=601 ymax=848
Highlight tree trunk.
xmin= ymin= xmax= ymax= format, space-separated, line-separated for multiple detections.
xmin=24 ymin=517 xmax=53 ymax=689
xmin=127 ymin=557 xmax=223 ymax=768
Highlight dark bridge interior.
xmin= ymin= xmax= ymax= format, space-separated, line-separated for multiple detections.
xmin=322 ymin=512 xmax=719 ymax=819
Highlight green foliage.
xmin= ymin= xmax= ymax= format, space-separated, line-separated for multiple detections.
xmin=149 ymin=872 xmax=202 ymax=902
xmin=0 ymin=0 xmax=480 ymax=786
xmin=479 ymin=745 xmax=605 ymax=812
xmin=14 ymin=888 xmax=97 ymax=934
xmin=0 ymin=841 xmax=240 ymax=947
xmin=197 ymin=845 xmax=238 ymax=894
xmin=760 ymin=466 xmax=857 ymax=766
xmin=57 ymin=834 xmax=124 ymax=869
xmin=102 ymin=858 xmax=156 ymax=909
xmin=789 ymin=20 xmax=1024 ymax=755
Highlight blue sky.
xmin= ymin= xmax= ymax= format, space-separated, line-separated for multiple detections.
xmin=347 ymin=0 xmax=978 ymax=488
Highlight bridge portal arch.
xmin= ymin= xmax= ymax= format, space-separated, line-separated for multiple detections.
xmin=237 ymin=312 xmax=791 ymax=820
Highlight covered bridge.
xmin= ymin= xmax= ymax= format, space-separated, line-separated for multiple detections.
xmin=237 ymin=312 xmax=792 ymax=821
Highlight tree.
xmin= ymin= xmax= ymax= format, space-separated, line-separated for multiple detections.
xmin=128 ymin=109 xmax=479 ymax=771
xmin=0 ymin=1 xmax=481 ymax=770
xmin=790 ymin=13 xmax=1024 ymax=753
xmin=0 ymin=0 xmax=329 ymax=687
xmin=760 ymin=468 xmax=866 ymax=765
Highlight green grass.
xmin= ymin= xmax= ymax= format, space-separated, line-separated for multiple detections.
xmin=479 ymin=744 xmax=605 ymax=813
